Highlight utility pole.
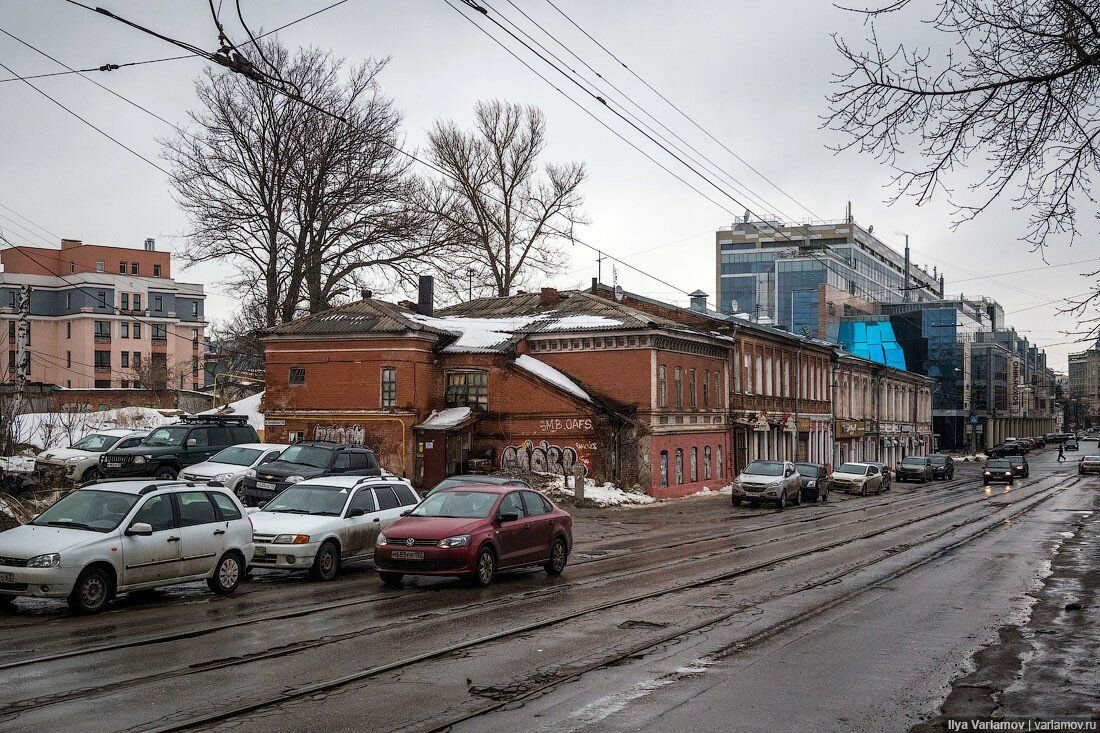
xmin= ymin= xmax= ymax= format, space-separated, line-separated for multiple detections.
xmin=466 ymin=268 xmax=475 ymax=302
xmin=15 ymin=284 xmax=31 ymax=395
xmin=596 ymin=251 xmax=604 ymax=283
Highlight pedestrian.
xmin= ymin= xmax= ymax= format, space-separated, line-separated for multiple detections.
xmin=1058 ymin=442 xmax=1065 ymax=462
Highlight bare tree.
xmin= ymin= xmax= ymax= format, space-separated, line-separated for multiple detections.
xmin=427 ymin=100 xmax=587 ymax=298
xmin=166 ymin=41 xmax=443 ymax=321
xmin=827 ymin=0 xmax=1100 ymax=335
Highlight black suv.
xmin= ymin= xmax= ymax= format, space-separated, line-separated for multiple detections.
xmin=239 ymin=441 xmax=381 ymax=506
xmin=100 ymin=415 xmax=259 ymax=480
xmin=928 ymin=454 xmax=954 ymax=480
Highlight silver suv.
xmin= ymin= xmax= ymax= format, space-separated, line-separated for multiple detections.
xmin=731 ymin=460 xmax=803 ymax=509
xmin=0 ymin=480 xmax=254 ymax=614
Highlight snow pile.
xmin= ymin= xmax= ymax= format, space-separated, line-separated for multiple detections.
xmin=417 ymin=407 xmax=473 ymax=430
xmin=13 ymin=407 xmax=178 ymax=450
xmin=960 ymin=453 xmax=989 ymax=462
xmin=689 ymin=484 xmax=733 ymax=496
xmin=544 ymin=475 xmax=656 ymax=506
xmin=513 ymin=355 xmax=591 ymax=402
xmin=200 ymin=391 xmax=265 ymax=432
xmin=410 ymin=314 xmax=541 ymax=352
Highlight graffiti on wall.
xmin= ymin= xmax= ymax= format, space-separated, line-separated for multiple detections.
xmin=501 ymin=439 xmax=588 ymax=477
xmin=314 ymin=424 xmax=367 ymax=447
xmin=538 ymin=418 xmax=594 ymax=433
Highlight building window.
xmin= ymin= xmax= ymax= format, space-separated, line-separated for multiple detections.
xmin=658 ymin=365 xmax=667 ymax=408
xmin=381 ymin=367 xmax=397 ymax=408
xmin=121 ymin=380 xmax=130 ymax=388
xmin=7 ymin=351 xmax=13 ymax=371
xmin=66 ymin=379 xmax=71 ymax=388
xmin=716 ymin=446 xmax=723 ymax=478
xmin=66 ymin=351 xmax=71 ymax=368
xmin=154 ymin=294 xmax=163 ymax=311
xmin=121 ymin=293 xmax=129 ymax=311
xmin=191 ymin=301 xmax=198 ymax=318
xmin=289 ymin=367 xmax=306 ymax=385
xmin=445 ymin=370 xmax=489 ymax=410
xmin=121 ymin=322 xmax=129 ymax=338
xmin=133 ymin=322 xmax=141 ymax=339
xmin=689 ymin=369 xmax=697 ymax=408
xmin=93 ymin=320 xmax=110 ymax=338
xmin=95 ymin=380 xmax=111 ymax=388
xmin=192 ymin=328 xmax=199 ymax=348
xmin=702 ymin=370 xmax=709 ymax=408
xmin=65 ymin=292 xmax=72 ymax=309
xmin=97 ymin=291 xmax=107 ymax=307
xmin=134 ymin=294 xmax=141 ymax=311
xmin=675 ymin=448 xmax=684 ymax=484
xmin=131 ymin=262 xmax=139 ymax=275
xmin=66 ymin=322 xmax=71 ymax=339
xmin=69 ymin=263 xmax=75 ymax=274
xmin=704 ymin=446 xmax=712 ymax=479
xmin=690 ymin=447 xmax=698 ymax=482
xmin=660 ymin=451 xmax=669 ymax=487
xmin=153 ymin=264 xmax=161 ymax=277
xmin=192 ymin=356 xmax=199 ymax=375
xmin=132 ymin=351 xmax=141 ymax=367
xmin=95 ymin=260 xmax=104 ymax=273
xmin=714 ymin=374 xmax=721 ymax=408
xmin=674 ymin=367 xmax=683 ymax=409
xmin=121 ymin=352 xmax=129 ymax=368
xmin=8 ymin=321 xmax=14 ymax=339
xmin=94 ymin=350 xmax=110 ymax=369
xmin=151 ymin=323 xmax=166 ymax=342
xmin=119 ymin=261 xmax=127 ymax=275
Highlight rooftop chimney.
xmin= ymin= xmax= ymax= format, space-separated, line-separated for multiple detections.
xmin=540 ymin=287 xmax=562 ymax=307
xmin=591 ymin=277 xmax=598 ymax=294
xmin=689 ymin=289 xmax=709 ymax=312
xmin=416 ymin=275 xmax=434 ymax=317
xmin=144 ymin=238 xmax=155 ymax=251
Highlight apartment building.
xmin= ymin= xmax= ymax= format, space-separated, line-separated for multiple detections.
xmin=0 ymin=239 xmax=206 ymax=390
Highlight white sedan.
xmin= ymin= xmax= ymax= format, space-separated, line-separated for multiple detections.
xmin=178 ymin=443 xmax=288 ymax=497
xmin=249 ymin=475 xmax=420 ymax=580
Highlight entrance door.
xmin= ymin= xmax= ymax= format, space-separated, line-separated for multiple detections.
xmin=418 ymin=435 xmax=448 ymax=490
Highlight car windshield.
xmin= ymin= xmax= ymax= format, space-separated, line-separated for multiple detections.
xmin=276 ymin=445 xmax=332 ymax=469
xmin=1008 ymin=457 xmax=1024 ymax=464
xmin=837 ymin=463 xmax=868 ymax=475
xmin=143 ymin=426 xmax=190 ymax=447
xmin=902 ymin=457 xmax=926 ymax=466
xmin=69 ymin=433 xmax=120 ymax=452
xmin=987 ymin=459 xmax=1011 ymax=468
xmin=263 ymin=485 xmax=349 ymax=516
xmin=410 ymin=490 xmax=497 ymax=519
xmin=30 ymin=490 xmax=139 ymax=532
xmin=429 ymin=477 xmax=480 ymax=494
xmin=208 ymin=447 xmax=262 ymax=467
xmin=744 ymin=461 xmax=783 ymax=476
xmin=929 ymin=456 xmax=948 ymax=465
xmin=794 ymin=463 xmax=819 ymax=476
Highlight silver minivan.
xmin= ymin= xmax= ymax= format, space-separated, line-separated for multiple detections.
xmin=0 ymin=480 xmax=254 ymax=614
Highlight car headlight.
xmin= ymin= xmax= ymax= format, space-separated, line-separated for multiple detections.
xmin=27 ymin=553 xmax=60 ymax=568
xmin=437 ymin=535 xmax=470 ymax=548
xmin=285 ymin=475 xmax=304 ymax=485
xmin=133 ymin=456 xmax=146 ymax=464
xmin=214 ymin=472 xmax=235 ymax=482
xmin=245 ymin=468 xmax=257 ymax=478
xmin=769 ymin=479 xmax=782 ymax=487
xmin=984 ymin=471 xmax=991 ymax=475
xmin=806 ymin=480 xmax=816 ymax=487
xmin=65 ymin=455 xmax=85 ymax=463
xmin=273 ymin=534 xmax=310 ymax=544
xmin=377 ymin=534 xmax=388 ymax=546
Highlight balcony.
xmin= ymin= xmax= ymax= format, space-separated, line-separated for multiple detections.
xmin=94 ymin=363 xmax=111 ymax=374
xmin=94 ymin=334 xmax=111 ymax=344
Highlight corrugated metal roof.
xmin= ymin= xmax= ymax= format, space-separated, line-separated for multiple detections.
xmin=265 ymin=299 xmax=454 ymax=338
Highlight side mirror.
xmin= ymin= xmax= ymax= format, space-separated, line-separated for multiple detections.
xmin=257 ymin=501 xmax=267 ymax=509
xmin=348 ymin=507 xmax=366 ymax=518
xmin=126 ymin=522 xmax=153 ymax=537
xmin=498 ymin=511 xmax=520 ymax=523
xmin=186 ymin=438 xmax=197 ymax=447
xmin=400 ymin=510 xmax=411 ymax=516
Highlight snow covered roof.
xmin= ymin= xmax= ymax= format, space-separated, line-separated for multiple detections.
xmin=407 ymin=314 xmax=542 ymax=353
xmin=415 ymin=407 xmax=475 ymax=431
xmin=513 ymin=354 xmax=591 ymax=402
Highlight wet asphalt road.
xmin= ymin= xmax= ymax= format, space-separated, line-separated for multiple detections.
xmin=0 ymin=446 xmax=1095 ymax=733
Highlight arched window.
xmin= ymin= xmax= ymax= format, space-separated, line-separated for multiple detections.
xmin=658 ymin=366 xmax=667 ymax=408
xmin=690 ymin=447 xmax=698 ymax=482
xmin=674 ymin=367 xmax=683 ymax=409
xmin=689 ymin=369 xmax=697 ymax=408
xmin=704 ymin=446 xmax=712 ymax=479
xmin=675 ymin=448 xmax=684 ymax=484
xmin=716 ymin=445 xmax=724 ymax=478
xmin=659 ymin=451 xmax=669 ymax=487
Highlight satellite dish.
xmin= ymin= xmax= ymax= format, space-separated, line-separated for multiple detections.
xmin=868 ymin=225 xmax=874 ymax=233
xmin=729 ymin=299 xmax=739 ymax=313
xmin=613 ymin=285 xmax=624 ymax=302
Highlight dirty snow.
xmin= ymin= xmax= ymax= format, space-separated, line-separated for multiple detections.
xmin=544 ymin=474 xmax=656 ymax=506
xmin=689 ymin=484 xmax=733 ymax=496
xmin=514 ymin=355 xmax=591 ymax=402
xmin=416 ymin=407 xmax=473 ymax=430
xmin=13 ymin=407 xmax=178 ymax=450
xmin=200 ymin=391 xmax=265 ymax=432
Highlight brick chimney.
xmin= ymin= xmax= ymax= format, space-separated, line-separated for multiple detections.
xmin=540 ymin=287 xmax=561 ymax=307
xmin=416 ymin=275 xmax=434 ymax=317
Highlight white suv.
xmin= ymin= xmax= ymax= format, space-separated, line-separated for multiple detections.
xmin=0 ymin=480 xmax=254 ymax=614
xmin=249 ymin=475 xmax=420 ymax=580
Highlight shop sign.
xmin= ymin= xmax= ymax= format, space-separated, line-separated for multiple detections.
xmin=797 ymin=417 xmax=811 ymax=432
xmin=836 ymin=420 xmax=865 ymax=438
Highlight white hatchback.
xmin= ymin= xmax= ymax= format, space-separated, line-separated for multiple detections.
xmin=178 ymin=443 xmax=289 ymax=498
xmin=0 ymin=480 xmax=254 ymax=614
xmin=249 ymin=476 xmax=420 ymax=580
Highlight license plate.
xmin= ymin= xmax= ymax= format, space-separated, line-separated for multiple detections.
xmin=390 ymin=550 xmax=424 ymax=560
xmin=0 ymin=572 xmax=13 ymax=583
xmin=254 ymin=546 xmax=267 ymax=557
xmin=256 ymin=481 xmax=276 ymax=490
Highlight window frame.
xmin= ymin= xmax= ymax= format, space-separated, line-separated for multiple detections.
xmin=289 ymin=367 xmax=306 ymax=386
xmin=444 ymin=369 xmax=489 ymax=410
xmin=381 ymin=366 xmax=397 ymax=409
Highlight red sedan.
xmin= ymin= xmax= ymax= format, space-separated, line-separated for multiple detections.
xmin=373 ymin=485 xmax=573 ymax=586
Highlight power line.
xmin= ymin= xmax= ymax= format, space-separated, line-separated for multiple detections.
xmin=0 ymin=202 xmax=63 ymax=243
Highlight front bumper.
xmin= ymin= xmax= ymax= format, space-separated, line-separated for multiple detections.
xmin=249 ymin=542 xmax=320 ymax=569
xmin=983 ymin=473 xmax=1014 ymax=484
xmin=0 ymin=564 xmax=81 ymax=598
xmin=240 ymin=478 xmax=291 ymax=504
xmin=730 ymin=483 xmax=782 ymax=500
xmin=100 ymin=461 xmax=158 ymax=478
xmin=374 ymin=545 xmax=475 ymax=576
xmin=895 ymin=471 xmax=925 ymax=481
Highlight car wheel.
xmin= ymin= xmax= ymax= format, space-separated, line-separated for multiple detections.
xmin=154 ymin=466 xmax=178 ymax=480
xmin=471 ymin=546 xmax=496 ymax=587
xmin=207 ymin=552 xmax=243 ymax=595
xmin=67 ymin=566 xmax=112 ymax=614
xmin=80 ymin=466 xmax=101 ymax=483
xmin=793 ymin=489 xmax=801 ymax=506
xmin=379 ymin=572 xmax=403 ymax=586
xmin=545 ymin=538 xmax=568 ymax=576
xmin=0 ymin=595 xmax=16 ymax=610
xmin=308 ymin=541 xmax=340 ymax=581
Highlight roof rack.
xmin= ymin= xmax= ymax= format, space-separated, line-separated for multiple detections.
xmin=179 ymin=414 xmax=250 ymax=425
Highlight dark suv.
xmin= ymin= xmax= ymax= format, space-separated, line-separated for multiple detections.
xmin=239 ymin=441 xmax=381 ymax=506
xmin=895 ymin=455 xmax=933 ymax=483
xmin=928 ymin=454 xmax=954 ymax=480
xmin=100 ymin=415 xmax=259 ymax=480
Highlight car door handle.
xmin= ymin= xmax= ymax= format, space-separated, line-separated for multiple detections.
xmin=213 ymin=529 xmax=225 ymax=535
xmin=167 ymin=536 xmax=180 ymax=543
xmin=372 ymin=518 xmax=380 ymax=522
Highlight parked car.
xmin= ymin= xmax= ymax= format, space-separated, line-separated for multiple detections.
xmin=983 ymin=458 xmax=1015 ymax=486
xmin=35 ymin=429 xmax=148 ymax=484
xmin=1007 ymin=455 xmax=1029 ymax=478
xmin=895 ymin=456 xmax=934 ymax=483
xmin=928 ymin=454 xmax=955 ymax=480
xmin=373 ymin=485 xmax=573 ymax=587
xmin=830 ymin=462 xmax=884 ymax=495
xmin=239 ymin=442 xmax=381 ymax=506
xmin=0 ymin=479 xmax=253 ymax=613
xmin=1065 ymin=438 xmax=1080 ymax=451
xmin=794 ymin=462 xmax=830 ymax=502
xmin=867 ymin=462 xmax=892 ymax=491
xmin=1078 ymin=455 xmax=1100 ymax=475
xmin=178 ymin=443 xmax=289 ymax=499
xmin=426 ymin=474 xmax=532 ymax=496
xmin=249 ymin=476 xmax=419 ymax=580
xmin=730 ymin=460 xmax=802 ymax=509
xmin=100 ymin=416 xmax=259 ymax=480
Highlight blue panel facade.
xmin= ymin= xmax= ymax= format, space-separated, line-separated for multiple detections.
xmin=837 ymin=319 xmax=908 ymax=370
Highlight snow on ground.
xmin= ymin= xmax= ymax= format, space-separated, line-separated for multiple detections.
xmin=689 ymin=484 xmax=733 ymax=496
xmin=960 ymin=453 xmax=989 ymax=462
xmin=513 ymin=354 xmax=591 ymax=402
xmin=543 ymin=474 xmax=656 ymax=506
xmin=200 ymin=391 xmax=265 ymax=432
xmin=13 ymin=407 xmax=179 ymax=451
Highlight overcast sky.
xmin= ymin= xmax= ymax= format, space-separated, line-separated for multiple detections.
xmin=0 ymin=1 xmax=1094 ymax=370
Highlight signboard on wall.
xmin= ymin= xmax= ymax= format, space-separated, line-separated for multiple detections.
xmin=1010 ymin=357 xmax=1023 ymax=417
